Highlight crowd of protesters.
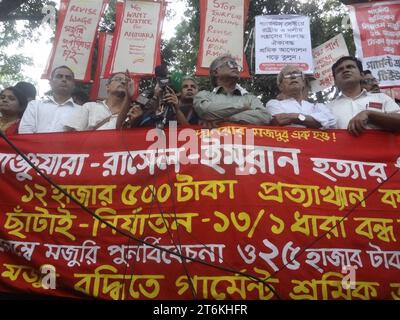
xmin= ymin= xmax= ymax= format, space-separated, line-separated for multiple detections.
xmin=1 ymin=55 xmax=399 ymax=137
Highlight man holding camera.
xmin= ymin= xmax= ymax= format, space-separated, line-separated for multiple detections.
xmin=64 ymin=71 xmax=134 ymax=131
xmin=119 ymin=74 xmax=200 ymax=129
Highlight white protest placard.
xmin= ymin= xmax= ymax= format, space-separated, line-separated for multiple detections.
xmin=43 ymin=0 xmax=108 ymax=81
xmin=310 ymin=34 xmax=349 ymax=93
xmin=255 ymin=15 xmax=313 ymax=74
xmin=105 ymin=0 xmax=163 ymax=76
xmin=196 ymin=0 xmax=249 ymax=77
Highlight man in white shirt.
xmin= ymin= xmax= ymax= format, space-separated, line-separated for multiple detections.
xmin=266 ymin=65 xmax=336 ymax=129
xmin=329 ymin=56 xmax=400 ymax=136
xmin=64 ymin=72 xmax=135 ymax=131
xmin=193 ymin=54 xmax=271 ymax=125
xmin=19 ymin=66 xmax=78 ymax=133
xmin=361 ymin=70 xmax=380 ymax=93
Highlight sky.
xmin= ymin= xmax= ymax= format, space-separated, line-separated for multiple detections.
xmin=14 ymin=0 xmax=186 ymax=97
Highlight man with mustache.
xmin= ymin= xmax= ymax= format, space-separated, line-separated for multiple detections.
xmin=266 ymin=64 xmax=336 ymax=129
xmin=64 ymin=71 xmax=135 ymax=131
xmin=361 ymin=70 xmax=380 ymax=93
xmin=329 ymin=56 xmax=400 ymax=136
xmin=19 ymin=65 xmax=79 ymax=133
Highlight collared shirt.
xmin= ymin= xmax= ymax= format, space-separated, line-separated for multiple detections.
xmin=64 ymin=100 xmax=118 ymax=131
xmin=328 ymin=90 xmax=400 ymax=129
xmin=266 ymin=98 xmax=336 ymax=129
xmin=212 ymin=84 xmax=249 ymax=95
xmin=18 ymin=96 xmax=78 ymax=133
xmin=194 ymin=84 xmax=271 ymax=125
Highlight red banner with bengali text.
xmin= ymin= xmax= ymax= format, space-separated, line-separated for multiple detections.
xmin=348 ymin=0 xmax=400 ymax=88
xmin=0 ymin=126 xmax=400 ymax=300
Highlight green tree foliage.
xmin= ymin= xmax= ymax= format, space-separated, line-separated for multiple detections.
xmin=166 ymin=0 xmax=356 ymax=102
xmin=0 ymin=0 xmax=56 ymax=85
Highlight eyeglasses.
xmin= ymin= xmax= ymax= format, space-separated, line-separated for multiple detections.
xmin=217 ymin=60 xmax=243 ymax=72
xmin=361 ymin=78 xmax=379 ymax=85
xmin=282 ymin=72 xmax=303 ymax=79
xmin=111 ymin=76 xmax=129 ymax=83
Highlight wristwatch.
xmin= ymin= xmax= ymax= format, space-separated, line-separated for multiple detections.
xmin=298 ymin=114 xmax=306 ymax=122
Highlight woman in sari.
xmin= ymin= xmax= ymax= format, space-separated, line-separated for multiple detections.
xmin=0 ymin=86 xmax=28 ymax=134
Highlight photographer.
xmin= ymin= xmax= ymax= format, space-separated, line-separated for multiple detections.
xmin=119 ymin=71 xmax=199 ymax=129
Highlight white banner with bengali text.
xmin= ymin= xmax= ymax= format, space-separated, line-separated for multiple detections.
xmin=255 ymin=15 xmax=313 ymax=74
xmin=310 ymin=34 xmax=349 ymax=93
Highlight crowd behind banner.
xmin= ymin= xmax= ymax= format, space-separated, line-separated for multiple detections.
xmin=0 ymin=126 xmax=400 ymax=299
xmin=1 ymin=54 xmax=399 ymax=137
xmin=0 ymin=0 xmax=400 ymax=301
xmin=1 ymin=0 xmax=399 ymax=137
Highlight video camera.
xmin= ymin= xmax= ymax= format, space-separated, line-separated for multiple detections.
xmin=134 ymin=91 xmax=153 ymax=110
xmin=155 ymin=65 xmax=169 ymax=92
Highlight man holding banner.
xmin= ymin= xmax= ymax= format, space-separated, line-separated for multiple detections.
xmin=194 ymin=54 xmax=271 ymax=125
xmin=329 ymin=56 xmax=400 ymax=136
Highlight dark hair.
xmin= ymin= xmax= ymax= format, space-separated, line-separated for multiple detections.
xmin=181 ymin=76 xmax=199 ymax=91
xmin=363 ymin=69 xmax=373 ymax=76
xmin=72 ymin=89 xmax=89 ymax=105
xmin=331 ymin=56 xmax=363 ymax=78
xmin=51 ymin=65 xmax=75 ymax=79
xmin=1 ymin=86 xmax=28 ymax=117
xmin=14 ymin=81 xmax=37 ymax=100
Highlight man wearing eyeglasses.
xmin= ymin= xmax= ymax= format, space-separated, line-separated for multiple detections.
xmin=361 ymin=70 xmax=380 ymax=93
xmin=193 ymin=54 xmax=271 ymax=126
xmin=64 ymin=71 xmax=136 ymax=131
xmin=266 ymin=65 xmax=336 ymax=129
xmin=329 ymin=56 xmax=400 ymax=135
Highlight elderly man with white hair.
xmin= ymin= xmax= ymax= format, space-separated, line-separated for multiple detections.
xmin=194 ymin=54 xmax=271 ymax=125
xmin=266 ymin=65 xmax=336 ymax=129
